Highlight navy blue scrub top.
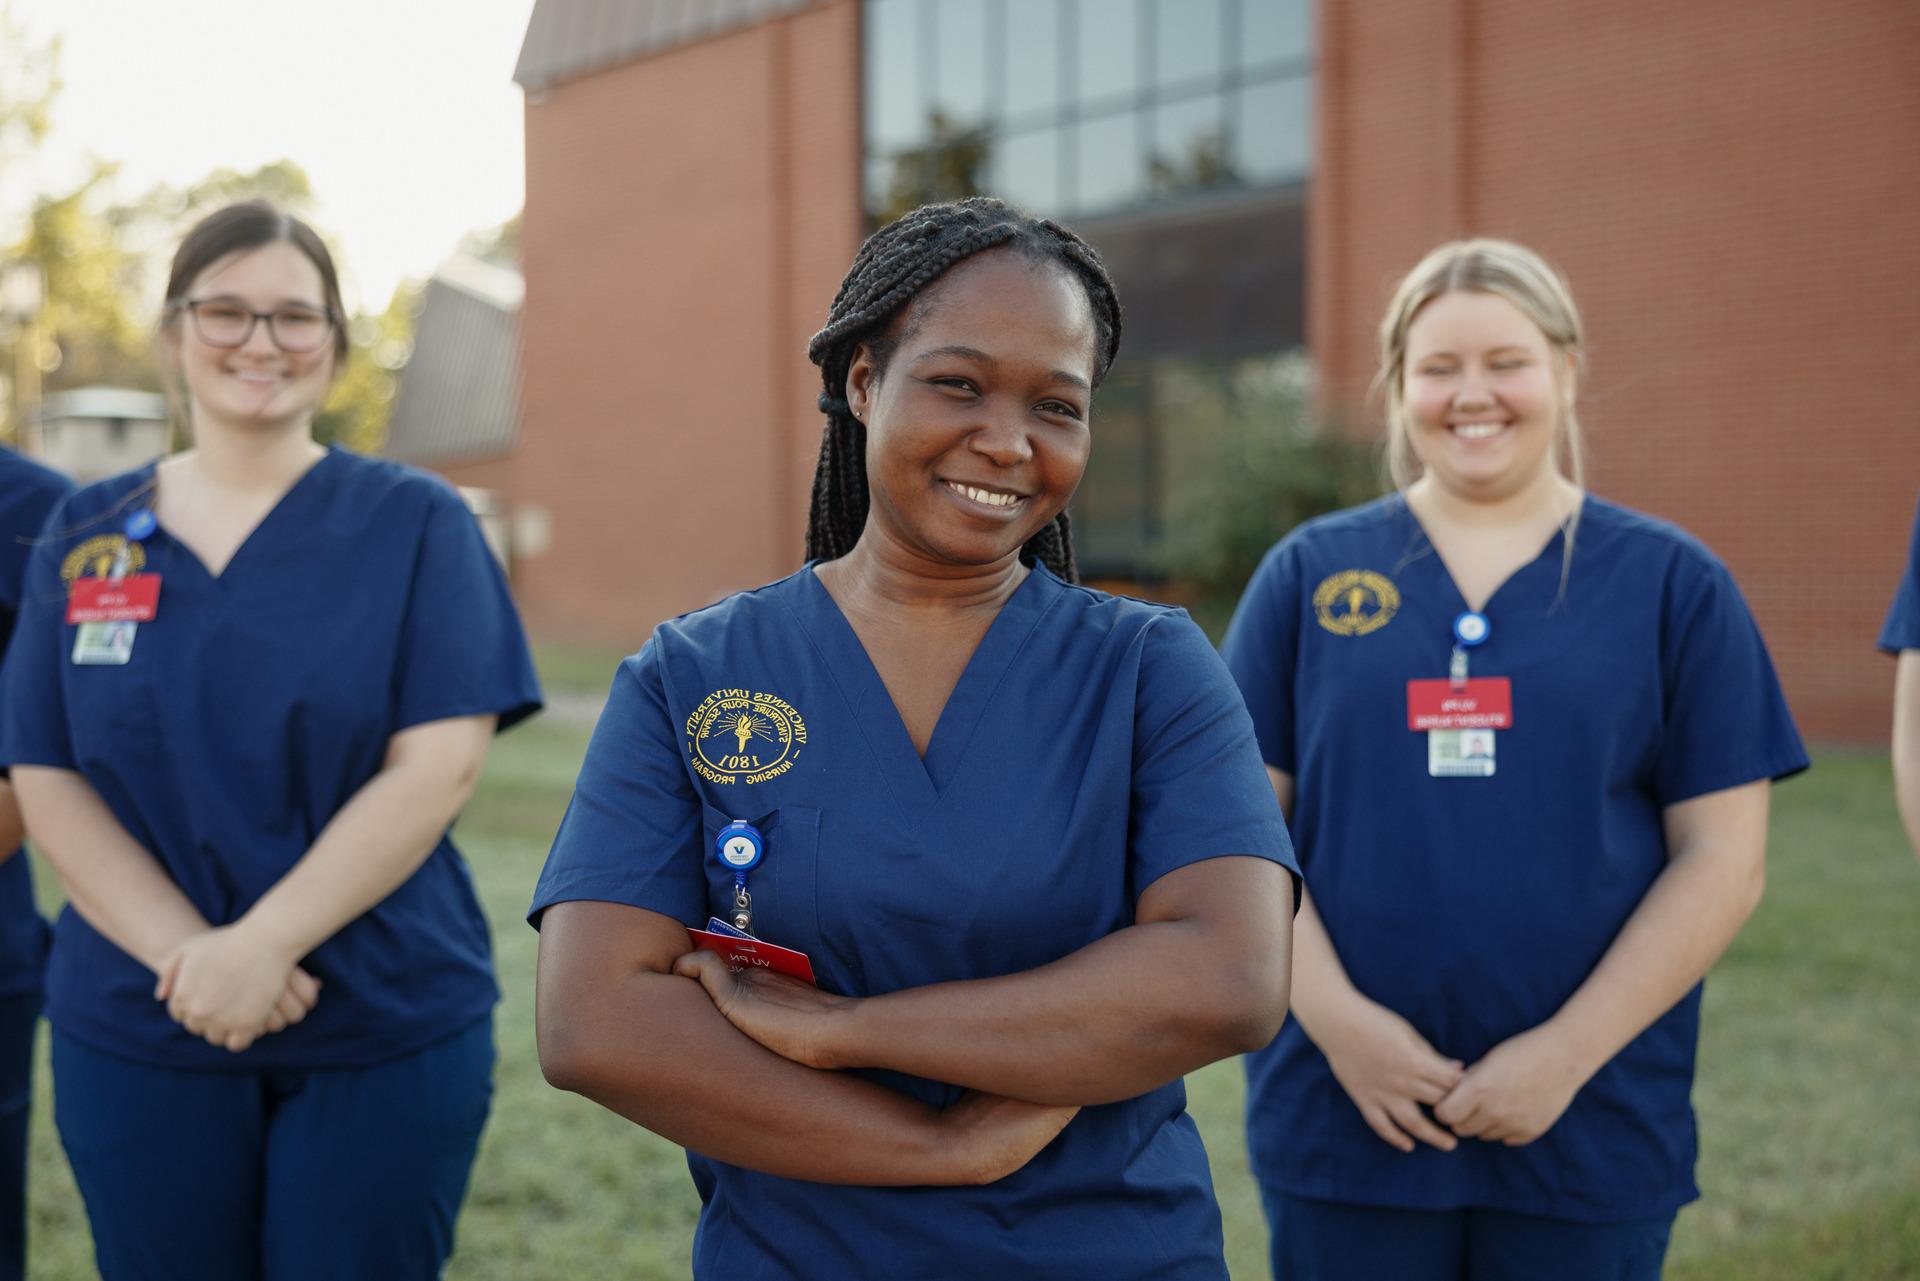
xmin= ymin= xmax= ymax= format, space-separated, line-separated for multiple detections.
xmin=0 ymin=446 xmax=71 ymax=1001
xmin=531 ymin=563 xmax=1298 ymax=1281
xmin=0 ymin=448 xmax=541 ymax=1070
xmin=1879 ymin=492 xmax=1920 ymax=652
xmin=1223 ymin=495 xmax=1807 ymax=1224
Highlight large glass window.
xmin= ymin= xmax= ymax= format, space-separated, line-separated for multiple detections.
xmin=863 ymin=0 xmax=1312 ymax=223
xmin=864 ymin=0 xmax=921 ymax=152
xmin=1075 ymin=4 xmax=1141 ymax=109
xmin=1242 ymin=0 xmax=1313 ymax=73
xmin=1236 ymin=76 xmax=1312 ymax=186
xmin=860 ymin=1 xmax=1314 ymax=578
xmin=934 ymin=0 xmax=991 ymax=129
xmin=992 ymin=125 xmax=1066 ymax=217
xmin=1001 ymin=0 xmax=1066 ymax=125
xmin=1151 ymin=92 xmax=1230 ymax=197
xmin=1074 ymin=111 xmax=1144 ymax=213
xmin=1152 ymin=0 xmax=1224 ymax=92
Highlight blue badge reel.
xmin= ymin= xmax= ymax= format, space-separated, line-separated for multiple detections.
xmin=714 ymin=820 xmax=764 ymax=934
xmin=1453 ymin=611 xmax=1490 ymax=648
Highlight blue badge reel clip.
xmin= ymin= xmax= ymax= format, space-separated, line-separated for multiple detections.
xmin=715 ymin=819 xmax=764 ymax=935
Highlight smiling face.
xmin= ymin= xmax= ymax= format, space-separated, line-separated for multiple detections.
xmin=168 ymin=240 xmax=336 ymax=435
xmin=1400 ymin=288 xmax=1573 ymax=501
xmin=844 ymin=248 xmax=1098 ymax=570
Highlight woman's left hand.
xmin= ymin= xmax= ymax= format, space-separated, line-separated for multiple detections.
xmin=155 ymin=923 xmax=303 ymax=1053
xmin=1433 ymin=1023 xmax=1593 ymax=1146
xmin=673 ymin=947 xmax=858 ymax=1070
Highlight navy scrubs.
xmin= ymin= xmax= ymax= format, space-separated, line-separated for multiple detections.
xmin=0 ymin=448 xmax=540 ymax=1278
xmin=1880 ymin=492 xmax=1920 ymax=653
xmin=0 ymin=446 xmax=71 ymax=1281
xmin=532 ymin=563 xmax=1298 ymax=1281
xmin=1222 ymin=495 xmax=1807 ymax=1271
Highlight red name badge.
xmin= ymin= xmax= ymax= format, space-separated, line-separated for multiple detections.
xmin=1407 ymin=677 xmax=1513 ymax=730
xmin=67 ymin=575 xmax=162 ymax=625
xmin=687 ymin=927 xmax=817 ymax=986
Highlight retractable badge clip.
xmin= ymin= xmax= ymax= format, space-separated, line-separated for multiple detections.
xmin=123 ymin=509 xmax=157 ymax=542
xmin=1450 ymin=611 xmax=1489 ymax=691
xmin=714 ymin=820 xmax=764 ymax=934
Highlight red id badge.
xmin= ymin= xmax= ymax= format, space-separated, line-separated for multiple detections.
xmin=1406 ymin=677 xmax=1513 ymax=730
xmin=67 ymin=574 xmax=162 ymax=624
xmin=687 ymin=927 xmax=817 ymax=985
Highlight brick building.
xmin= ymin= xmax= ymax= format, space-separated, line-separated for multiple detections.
xmin=1311 ymin=0 xmax=1919 ymax=742
xmin=460 ymin=0 xmax=1913 ymax=742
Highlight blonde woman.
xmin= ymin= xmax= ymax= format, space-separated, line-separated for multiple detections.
xmin=1223 ymin=240 xmax=1806 ymax=1279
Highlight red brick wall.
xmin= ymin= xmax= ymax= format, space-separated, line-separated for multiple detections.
xmin=1313 ymin=0 xmax=1920 ymax=743
xmin=508 ymin=0 xmax=862 ymax=648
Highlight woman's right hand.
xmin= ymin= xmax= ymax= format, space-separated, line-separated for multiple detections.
xmin=1312 ymin=992 xmax=1464 ymax=1153
xmin=937 ymin=1091 xmax=1079 ymax=1184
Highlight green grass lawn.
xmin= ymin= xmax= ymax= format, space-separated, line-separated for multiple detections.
xmin=20 ymin=656 xmax=1920 ymax=1277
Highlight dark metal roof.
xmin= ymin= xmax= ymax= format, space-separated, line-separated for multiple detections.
xmin=384 ymin=258 xmax=522 ymax=467
xmin=514 ymin=0 xmax=829 ymax=91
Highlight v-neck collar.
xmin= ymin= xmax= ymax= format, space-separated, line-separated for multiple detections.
xmin=1395 ymin=491 xmax=1586 ymax=617
xmin=146 ymin=446 xmax=338 ymax=584
xmin=792 ymin=561 xmax=1060 ymax=817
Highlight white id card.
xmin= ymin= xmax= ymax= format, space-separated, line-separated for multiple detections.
xmin=71 ymin=621 xmax=137 ymax=665
xmin=1428 ymin=728 xmax=1495 ymax=777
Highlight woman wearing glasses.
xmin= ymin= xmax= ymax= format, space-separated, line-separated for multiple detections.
xmin=0 ymin=201 xmax=540 ymax=1279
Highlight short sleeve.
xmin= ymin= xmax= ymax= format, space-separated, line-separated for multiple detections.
xmin=0 ymin=461 xmax=71 ymax=659
xmin=1878 ymin=493 xmax=1920 ymax=653
xmin=1128 ymin=613 xmax=1299 ymax=903
xmin=394 ymin=488 xmax=542 ymax=734
xmin=1654 ymin=555 xmax=1809 ymax=805
xmin=528 ymin=641 xmax=707 ymax=928
xmin=0 ymin=512 xmax=77 ymax=771
xmin=1221 ymin=540 xmax=1303 ymax=773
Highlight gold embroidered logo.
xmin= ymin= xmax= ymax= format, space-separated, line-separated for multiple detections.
xmin=1312 ymin=570 xmax=1400 ymax=636
xmin=686 ymin=689 xmax=809 ymax=786
xmin=60 ymin=536 xmax=145 ymax=586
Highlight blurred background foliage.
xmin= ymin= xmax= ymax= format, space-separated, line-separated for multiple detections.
xmin=1127 ymin=352 xmax=1381 ymax=635
xmin=0 ymin=14 xmax=451 ymax=455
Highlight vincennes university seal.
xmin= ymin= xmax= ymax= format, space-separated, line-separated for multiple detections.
xmin=686 ymin=689 xmax=809 ymax=786
xmin=1312 ymin=569 xmax=1400 ymax=637
xmin=61 ymin=535 xmax=145 ymax=586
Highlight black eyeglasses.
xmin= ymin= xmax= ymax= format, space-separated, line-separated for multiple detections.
xmin=175 ymin=298 xmax=336 ymax=354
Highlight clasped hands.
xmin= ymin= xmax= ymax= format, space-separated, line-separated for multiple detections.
xmin=153 ymin=920 xmax=322 ymax=1054
xmin=1320 ymin=997 xmax=1593 ymax=1153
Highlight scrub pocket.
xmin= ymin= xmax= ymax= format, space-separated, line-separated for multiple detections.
xmin=699 ymin=803 xmax=820 ymax=958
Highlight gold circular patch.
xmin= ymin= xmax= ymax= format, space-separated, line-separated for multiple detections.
xmin=1312 ymin=570 xmax=1400 ymax=636
xmin=685 ymin=689 xmax=809 ymax=785
xmin=60 ymin=536 xmax=145 ymax=586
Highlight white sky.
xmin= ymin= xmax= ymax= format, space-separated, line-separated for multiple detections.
xmin=7 ymin=0 xmax=538 ymax=312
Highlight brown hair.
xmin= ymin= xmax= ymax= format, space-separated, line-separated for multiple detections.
xmin=162 ymin=200 xmax=348 ymax=364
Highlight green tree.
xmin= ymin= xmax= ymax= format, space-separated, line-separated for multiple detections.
xmin=16 ymin=167 xmax=153 ymax=393
xmin=459 ymin=211 xmax=521 ymax=268
xmin=0 ymin=5 xmax=58 ymax=177
xmin=874 ymin=112 xmax=992 ymax=225
xmin=314 ymin=279 xmax=421 ymax=452
xmin=1153 ymin=353 xmax=1382 ymax=633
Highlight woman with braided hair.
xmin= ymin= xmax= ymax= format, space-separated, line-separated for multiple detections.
xmin=532 ymin=197 xmax=1299 ymax=1279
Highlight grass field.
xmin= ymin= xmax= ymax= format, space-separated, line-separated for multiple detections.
xmin=19 ymin=652 xmax=1920 ymax=1278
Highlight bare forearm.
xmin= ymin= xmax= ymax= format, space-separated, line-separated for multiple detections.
xmin=0 ymin=782 xmax=23 ymax=854
xmin=240 ymin=762 xmax=469 ymax=962
xmin=828 ymin=860 xmax=1292 ymax=1105
xmin=1546 ymin=841 xmax=1763 ymax=1077
xmin=12 ymin=768 xmax=207 ymax=970
xmin=1893 ymin=654 xmax=1920 ymax=858
xmin=541 ymin=959 xmax=961 ymax=1184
